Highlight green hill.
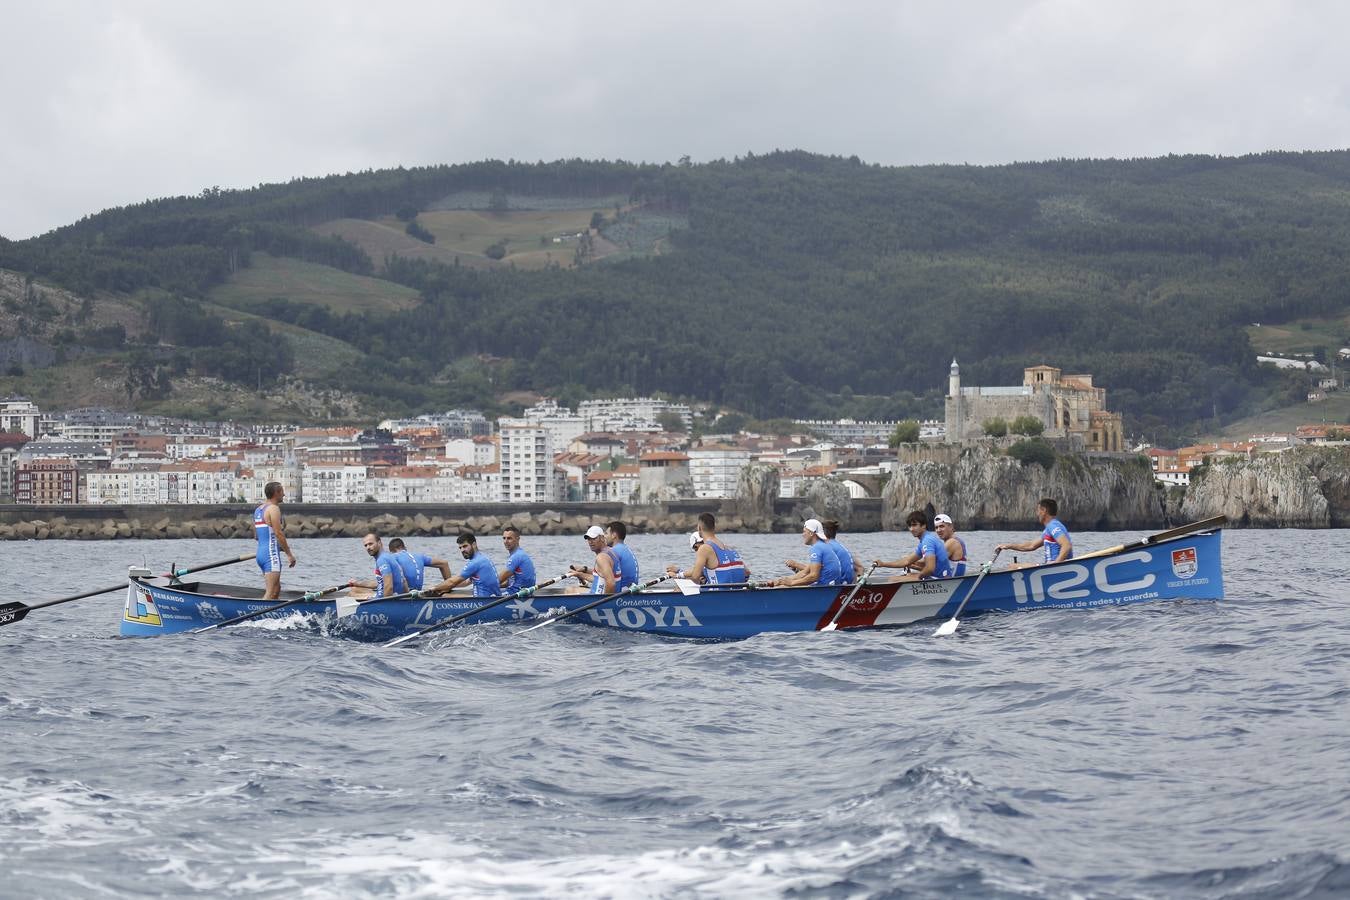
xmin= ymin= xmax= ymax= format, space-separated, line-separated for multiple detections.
xmin=3 ymin=151 xmax=1350 ymax=437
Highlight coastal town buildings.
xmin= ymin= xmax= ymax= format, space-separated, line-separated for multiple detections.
xmin=2 ymin=392 xmax=1344 ymax=508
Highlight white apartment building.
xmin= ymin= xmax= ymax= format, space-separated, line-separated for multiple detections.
xmin=85 ymin=463 xmax=240 ymax=504
xmin=166 ymin=436 xmax=217 ymax=459
xmin=687 ymin=445 xmax=752 ymax=499
xmin=368 ymin=466 xmax=454 ymax=504
xmin=302 ymin=464 xmax=370 ymax=503
xmin=445 ymin=436 xmax=497 ymax=467
xmin=578 ymin=397 xmax=692 ymax=432
xmin=0 ymin=398 xmax=42 ymax=438
xmin=236 ymin=463 xmax=302 ymax=503
xmin=454 ymin=464 xmax=500 ymax=503
xmin=86 ymin=469 xmax=164 ymax=505
xmin=499 ymin=424 xmax=554 ymax=502
xmin=162 ymin=464 xmax=239 ymax=504
xmin=517 ymin=401 xmax=588 ymax=451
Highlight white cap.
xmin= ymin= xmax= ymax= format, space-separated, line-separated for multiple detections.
xmin=584 ymin=525 xmax=605 ymax=539
xmin=934 ymin=514 xmax=953 ymax=526
xmin=688 ymin=531 xmax=704 ymax=549
xmin=803 ymin=518 xmax=827 ymax=539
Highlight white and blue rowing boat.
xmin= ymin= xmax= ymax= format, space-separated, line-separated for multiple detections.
xmin=118 ymin=519 xmax=1225 ymax=641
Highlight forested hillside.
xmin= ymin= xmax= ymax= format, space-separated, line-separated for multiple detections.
xmin=3 ymin=151 xmax=1349 ymax=441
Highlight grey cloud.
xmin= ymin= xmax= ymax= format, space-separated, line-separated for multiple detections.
xmin=4 ymin=1 xmax=1350 ymax=238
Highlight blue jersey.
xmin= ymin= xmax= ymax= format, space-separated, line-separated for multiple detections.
xmin=373 ymin=551 xmax=409 ymax=598
xmin=701 ymin=540 xmax=747 ymax=585
xmin=254 ymin=503 xmax=280 ymax=573
xmin=393 ymin=549 xmax=434 ymax=590
xmin=916 ymin=532 xmax=952 ymax=579
xmin=503 ymin=548 xmax=537 ymax=592
xmin=611 ymin=542 xmax=639 ymax=590
xmin=826 ymin=539 xmax=856 ymax=583
xmin=591 ymin=548 xmax=623 ymax=595
xmin=459 ymin=552 xmax=501 ymax=598
xmin=808 ymin=541 xmax=844 ymax=586
xmin=1042 ymin=518 xmax=1071 ymax=563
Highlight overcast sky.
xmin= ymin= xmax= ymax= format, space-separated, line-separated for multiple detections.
xmin=4 ymin=1 xmax=1349 ymax=239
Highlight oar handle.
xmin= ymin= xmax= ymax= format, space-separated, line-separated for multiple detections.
xmin=8 ymin=552 xmax=256 ymax=625
xmin=170 ymin=553 xmax=254 ymax=578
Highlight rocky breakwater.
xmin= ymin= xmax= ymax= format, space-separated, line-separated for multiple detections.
xmin=881 ymin=444 xmax=1164 ymax=530
xmin=0 ymin=504 xmax=766 ymax=541
xmin=1181 ymin=446 xmax=1350 ymax=528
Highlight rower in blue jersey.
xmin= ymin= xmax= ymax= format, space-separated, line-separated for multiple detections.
xmin=497 ymin=525 xmax=537 ymax=593
xmin=422 ymin=532 xmax=501 ymax=599
xmin=253 ymin=481 xmax=296 ymax=600
xmin=933 ymin=513 xmax=969 ymax=576
xmin=570 ymin=525 xmax=624 ymax=594
xmin=822 ymin=519 xmax=861 ymax=583
xmin=605 ymin=520 xmax=639 ymax=590
xmin=996 ymin=498 xmax=1074 ymax=566
xmin=769 ymin=518 xmax=843 ymax=588
xmin=351 ymin=533 xmax=409 ymax=598
xmin=874 ymin=509 xmax=952 ymax=580
xmin=387 ymin=537 xmax=451 ymax=591
xmin=666 ymin=513 xmax=751 ymax=587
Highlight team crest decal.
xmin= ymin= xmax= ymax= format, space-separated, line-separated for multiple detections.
xmin=124 ymin=586 xmax=163 ymax=626
xmin=1171 ymin=547 xmax=1197 ymax=579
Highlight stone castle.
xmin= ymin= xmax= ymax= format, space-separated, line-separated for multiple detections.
xmin=944 ymin=361 xmax=1125 ymax=451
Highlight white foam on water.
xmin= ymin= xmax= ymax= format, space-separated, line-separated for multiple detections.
xmin=266 ymin=826 xmax=931 ymax=898
xmin=235 ymin=612 xmax=320 ymax=632
xmin=0 ymin=777 xmax=151 ymax=848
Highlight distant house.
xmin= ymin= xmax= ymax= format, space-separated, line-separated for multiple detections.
xmin=1155 ymin=467 xmax=1191 ymax=487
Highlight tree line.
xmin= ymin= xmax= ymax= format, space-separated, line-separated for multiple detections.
xmin=8 ymin=150 xmax=1350 ymax=439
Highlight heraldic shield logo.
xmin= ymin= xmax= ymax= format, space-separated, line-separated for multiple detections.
xmin=1171 ymin=547 xmax=1198 ymax=579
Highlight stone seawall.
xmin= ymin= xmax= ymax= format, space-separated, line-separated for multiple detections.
xmin=0 ymin=498 xmax=884 ymax=540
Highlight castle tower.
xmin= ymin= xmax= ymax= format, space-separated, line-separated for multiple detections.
xmin=945 ymin=359 xmax=963 ymax=442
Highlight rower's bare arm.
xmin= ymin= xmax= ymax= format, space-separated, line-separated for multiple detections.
xmin=425 ymin=574 xmax=466 ymax=596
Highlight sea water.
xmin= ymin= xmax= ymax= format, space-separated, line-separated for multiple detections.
xmin=2 ymin=529 xmax=1348 ymax=898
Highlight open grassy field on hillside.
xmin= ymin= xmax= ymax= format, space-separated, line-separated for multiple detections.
xmin=1217 ymin=392 xmax=1350 ymax=438
xmin=193 ymin=300 xmax=365 ymax=382
xmin=317 ymin=208 xmax=630 ymax=270
xmin=210 ymin=253 xmax=423 ymax=314
xmin=1246 ymin=315 xmax=1350 ymax=355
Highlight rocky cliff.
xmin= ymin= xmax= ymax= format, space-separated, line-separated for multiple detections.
xmin=881 ymin=445 xmax=1165 ymax=530
xmin=1181 ymin=446 xmax=1350 ymax=528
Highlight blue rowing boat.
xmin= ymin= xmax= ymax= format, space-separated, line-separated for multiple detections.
xmin=119 ymin=524 xmax=1225 ymax=641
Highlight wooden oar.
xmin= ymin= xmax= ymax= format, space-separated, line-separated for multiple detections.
xmin=1073 ymin=515 xmax=1227 ymax=561
xmin=192 ymin=583 xmax=353 ymax=633
xmin=516 ymin=574 xmax=674 ymax=634
xmin=0 ymin=553 xmax=253 ymax=629
xmin=383 ymin=573 xmax=574 ymax=647
xmin=820 ymin=563 xmax=879 ymax=632
xmin=934 ymin=550 xmax=1002 ymax=637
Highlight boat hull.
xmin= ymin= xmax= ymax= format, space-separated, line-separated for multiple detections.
xmin=120 ymin=531 xmax=1224 ymax=641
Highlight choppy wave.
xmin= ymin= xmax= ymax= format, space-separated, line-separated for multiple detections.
xmin=2 ymin=531 xmax=1348 ymax=897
